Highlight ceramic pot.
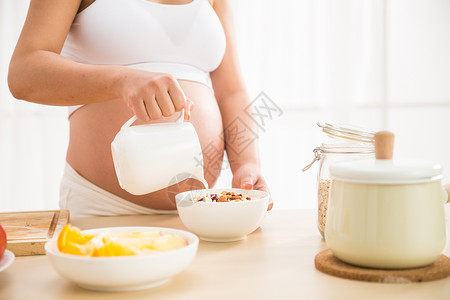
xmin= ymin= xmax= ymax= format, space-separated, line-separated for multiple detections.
xmin=325 ymin=158 xmax=448 ymax=269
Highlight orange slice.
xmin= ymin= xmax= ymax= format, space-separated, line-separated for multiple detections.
xmin=60 ymin=242 xmax=95 ymax=256
xmin=57 ymin=224 xmax=95 ymax=251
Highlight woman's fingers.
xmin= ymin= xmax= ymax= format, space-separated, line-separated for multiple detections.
xmin=168 ymin=79 xmax=187 ymax=112
xmin=124 ymin=72 xmax=191 ymax=121
xmin=184 ymin=99 xmax=194 ymax=120
xmin=253 ymin=179 xmax=273 ymax=211
xmin=134 ymin=98 xmax=150 ymax=122
xmin=156 ymin=90 xmax=176 ymax=117
xmin=143 ymin=96 xmax=162 ymax=120
xmin=240 ymin=173 xmax=257 ymax=190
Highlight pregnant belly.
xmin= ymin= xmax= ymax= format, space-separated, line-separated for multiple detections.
xmin=66 ymin=80 xmax=224 ymax=210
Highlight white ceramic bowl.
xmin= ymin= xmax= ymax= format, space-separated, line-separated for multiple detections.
xmin=176 ymin=188 xmax=270 ymax=242
xmin=45 ymin=226 xmax=198 ymax=292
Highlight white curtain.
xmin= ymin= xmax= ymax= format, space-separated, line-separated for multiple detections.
xmin=1 ymin=0 xmax=449 ymax=212
xmin=0 ymin=0 xmax=69 ymax=211
xmin=233 ymin=0 xmax=385 ymax=109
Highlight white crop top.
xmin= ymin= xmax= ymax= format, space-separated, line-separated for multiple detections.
xmin=61 ymin=0 xmax=226 ymax=116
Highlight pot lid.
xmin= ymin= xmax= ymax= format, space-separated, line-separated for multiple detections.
xmin=329 ymin=159 xmax=443 ymax=184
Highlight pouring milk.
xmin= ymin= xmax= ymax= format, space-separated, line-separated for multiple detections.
xmin=111 ymin=109 xmax=208 ymax=195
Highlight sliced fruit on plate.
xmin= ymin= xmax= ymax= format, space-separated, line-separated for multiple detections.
xmin=92 ymin=240 xmax=137 ymax=257
xmin=152 ymin=235 xmax=188 ymax=252
xmin=61 ymin=242 xmax=95 ymax=256
xmin=114 ymin=231 xmax=163 ymax=250
xmin=56 ymin=224 xmax=188 ymax=257
xmin=57 ymin=224 xmax=95 ymax=251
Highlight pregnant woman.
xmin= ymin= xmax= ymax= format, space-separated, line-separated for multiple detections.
xmin=8 ymin=0 xmax=272 ymax=217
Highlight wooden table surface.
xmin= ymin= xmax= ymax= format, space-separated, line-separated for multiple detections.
xmin=0 ymin=208 xmax=449 ymax=300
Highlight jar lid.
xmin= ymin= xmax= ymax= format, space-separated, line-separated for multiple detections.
xmin=329 ymin=159 xmax=443 ymax=184
xmin=318 ymin=122 xmax=375 ymax=143
xmin=302 ymin=123 xmax=375 ymax=172
xmin=321 ymin=141 xmax=374 ymax=154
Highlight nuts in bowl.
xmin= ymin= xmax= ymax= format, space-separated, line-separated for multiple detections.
xmin=176 ymin=188 xmax=270 ymax=242
xmin=191 ymin=191 xmax=255 ymax=203
xmin=45 ymin=226 xmax=198 ymax=292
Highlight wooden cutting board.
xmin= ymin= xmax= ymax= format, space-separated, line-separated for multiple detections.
xmin=0 ymin=210 xmax=70 ymax=256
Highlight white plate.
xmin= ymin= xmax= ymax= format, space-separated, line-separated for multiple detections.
xmin=45 ymin=227 xmax=199 ymax=292
xmin=0 ymin=249 xmax=15 ymax=272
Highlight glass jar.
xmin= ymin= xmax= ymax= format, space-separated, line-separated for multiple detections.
xmin=303 ymin=123 xmax=375 ymax=238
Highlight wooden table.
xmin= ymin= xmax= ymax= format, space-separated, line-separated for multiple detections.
xmin=1 ymin=208 xmax=449 ymax=300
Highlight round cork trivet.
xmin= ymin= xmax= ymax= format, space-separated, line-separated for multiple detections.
xmin=315 ymin=249 xmax=450 ymax=283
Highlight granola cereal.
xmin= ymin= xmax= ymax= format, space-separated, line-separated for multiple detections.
xmin=318 ymin=179 xmax=331 ymax=236
xmin=191 ymin=191 xmax=253 ymax=203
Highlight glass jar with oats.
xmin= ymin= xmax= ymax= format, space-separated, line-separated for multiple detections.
xmin=302 ymin=123 xmax=375 ymax=238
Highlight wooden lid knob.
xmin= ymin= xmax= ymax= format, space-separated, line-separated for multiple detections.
xmin=374 ymin=131 xmax=395 ymax=160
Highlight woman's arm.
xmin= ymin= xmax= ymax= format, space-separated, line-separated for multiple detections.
xmin=211 ymin=0 xmax=272 ymax=209
xmin=8 ymin=0 xmax=188 ymax=121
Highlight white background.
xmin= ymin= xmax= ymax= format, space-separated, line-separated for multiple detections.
xmin=0 ymin=0 xmax=449 ymax=212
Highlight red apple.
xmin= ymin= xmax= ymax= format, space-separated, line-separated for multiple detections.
xmin=0 ymin=224 xmax=6 ymax=258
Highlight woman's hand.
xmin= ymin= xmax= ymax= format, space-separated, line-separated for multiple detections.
xmin=119 ymin=69 xmax=193 ymax=121
xmin=231 ymin=163 xmax=273 ymax=210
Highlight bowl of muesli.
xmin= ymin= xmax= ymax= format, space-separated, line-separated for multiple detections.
xmin=175 ymin=188 xmax=270 ymax=242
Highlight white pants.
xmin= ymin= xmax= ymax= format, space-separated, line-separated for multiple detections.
xmin=59 ymin=163 xmax=178 ymax=218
